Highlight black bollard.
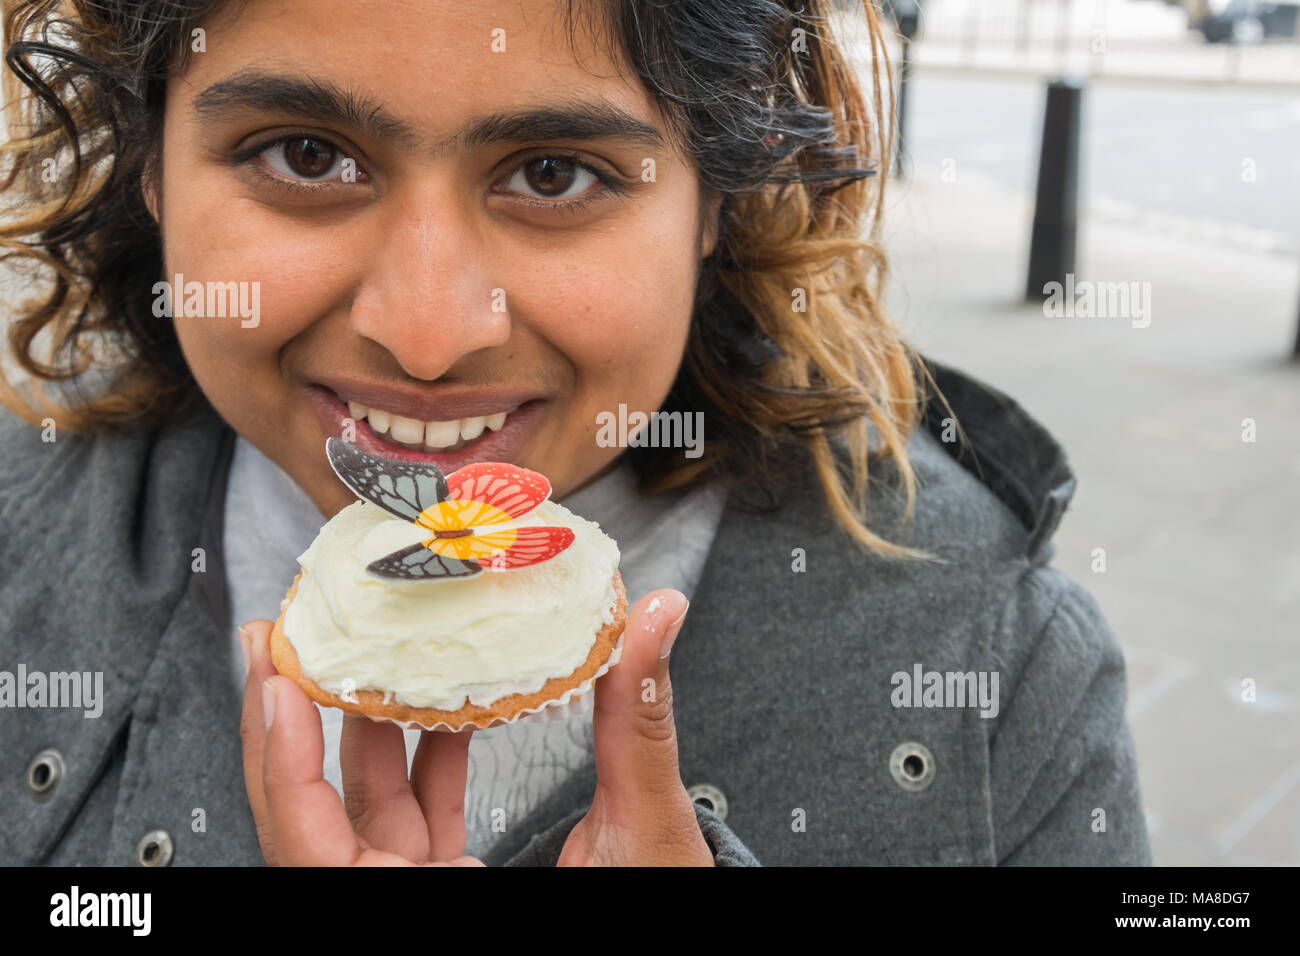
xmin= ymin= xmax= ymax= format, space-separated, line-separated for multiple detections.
xmin=1293 ymin=278 xmax=1300 ymax=358
xmin=1026 ymin=77 xmax=1084 ymax=303
xmin=1292 ymin=253 xmax=1300 ymax=359
xmin=888 ymin=0 xmax=921 ymax=179
xmin=895 ymin=38 xmax=911 ymax=178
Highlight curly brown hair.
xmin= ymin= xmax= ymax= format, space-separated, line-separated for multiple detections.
xmin=1 ymin=0 xmax=956 ymax=559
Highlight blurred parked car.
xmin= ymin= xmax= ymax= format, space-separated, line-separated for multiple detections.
xmin=1188 ymin=0 xmax=1300 ymax=42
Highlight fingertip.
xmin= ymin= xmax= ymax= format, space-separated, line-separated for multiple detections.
xmin=244 ymin=619 xmax=273 ymax=660
xmin=239 ymin=618 xmax=272 ymax=637
xmin=620 ymin=589 xmax=688 ymax=669
xmin=659 ymin=597 xmax=689 ymax=659
xmin=629 ymin=589 xmax=688 ymax=639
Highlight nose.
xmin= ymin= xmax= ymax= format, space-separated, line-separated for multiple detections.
xmin=349 ymin=180 xmax=510 ymax=380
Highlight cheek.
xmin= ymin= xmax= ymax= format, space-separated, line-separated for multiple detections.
xmin=514 ymin=216 xmax=699 ymax=385
xmin=160 ymin=176 xmax=349 ymax=392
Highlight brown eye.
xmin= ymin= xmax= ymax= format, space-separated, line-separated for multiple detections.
xmin=523 ymin=157 xmax=576 ymax=196
xmin=256 ymin=136 xmax=350 ymax=182
xmin=282 ymin=137 xmax=336 ymax=178
xmin=504 ymin=156 xmax=601 ymax=202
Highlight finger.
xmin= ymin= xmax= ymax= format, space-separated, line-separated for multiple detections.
xmin=417 ymin=856 xmax=487 ymax=868
xmin=340 ymin=715 xmax=429 ymax=860
xmin=592 ymin=589 xmax=690 ymax=806
xmin=238 ymin=620 xmax=280 ymax=853
xmin=410 ymin=727 xmax=474 ymax=861
xmin=261 ymin=674 xmax=365 ymax=865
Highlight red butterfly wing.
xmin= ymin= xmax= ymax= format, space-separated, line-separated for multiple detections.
xmin=482 ymin=527 xmax=576 ymax=571
xmin=445 ymin=462 xmax=552 ymax=522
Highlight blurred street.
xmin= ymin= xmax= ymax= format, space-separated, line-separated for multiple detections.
xmin=854 ymin=0 xmax=1300 ymax=865
xmin=901 ymin=73 xmax=1300 ymax=250
xmin=908 ymin=0 xmax=1300 ymax=83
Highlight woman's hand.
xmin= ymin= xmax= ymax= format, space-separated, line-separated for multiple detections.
xmin=238 ymin=620 xmax=483 ymax=867
xmin=559 ymin=589 xmax=715 ymax=866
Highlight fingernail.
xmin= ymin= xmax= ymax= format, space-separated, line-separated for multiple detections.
xmin=238 ymin=626 xmax=251 ymax=678
xmin=262 ymin=678 xmax=277 ymax=731
xmin=659 ymin=598 xmax=689 ymax=660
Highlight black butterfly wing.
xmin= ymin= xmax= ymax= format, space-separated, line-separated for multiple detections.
xmin=366 ymin=542 xmax=483 ymax=581
xmin=326 ymin=437 xmax=448 ymax=522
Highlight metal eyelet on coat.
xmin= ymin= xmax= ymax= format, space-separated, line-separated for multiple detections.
xmin=889 ymin=742 xmax=936 ymax=792
xmin=686 ymin=783 xmax=729 ymax=821
xmin=136 ymin=830 xmax=174 ymax=867
xmin=27 ymin=749 xmax=65 ymax=801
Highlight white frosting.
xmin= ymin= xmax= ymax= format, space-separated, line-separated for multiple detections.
xmin=282 ymin=498 xmax=621 ymax=710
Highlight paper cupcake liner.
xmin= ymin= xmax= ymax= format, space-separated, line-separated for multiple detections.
xmin=367 ymin=627 xmax=626 ymax=733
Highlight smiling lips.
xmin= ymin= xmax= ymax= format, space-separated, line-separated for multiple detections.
xmin=304 ymin=380 xmax=544 ymax=469
xmin=344 ymin=399 xmax=517 ymax=453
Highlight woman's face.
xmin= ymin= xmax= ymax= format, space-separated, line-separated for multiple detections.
xmin=151 ymin=0 xmax=716 ymax=517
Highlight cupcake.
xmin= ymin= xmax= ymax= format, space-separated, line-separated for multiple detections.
xmin=269 ymin=438 xmax=627 ymax=731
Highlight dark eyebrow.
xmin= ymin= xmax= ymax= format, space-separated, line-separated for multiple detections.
xmin=192 ymin=71 xmax=666 ymax=155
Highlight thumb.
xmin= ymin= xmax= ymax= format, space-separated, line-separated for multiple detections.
xmin=591 ymin=588 xmax=690 ymax=805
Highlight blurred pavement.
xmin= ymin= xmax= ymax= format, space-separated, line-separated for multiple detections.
xmin=880 ymin=164 xmax=1300 ymax=865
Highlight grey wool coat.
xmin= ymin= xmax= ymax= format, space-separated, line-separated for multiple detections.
xmin=0 ymin=357 xmax=1152 ymax=866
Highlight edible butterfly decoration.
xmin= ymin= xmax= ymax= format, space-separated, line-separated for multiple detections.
xmin=325 ymin=437 xmax=575 ymax=581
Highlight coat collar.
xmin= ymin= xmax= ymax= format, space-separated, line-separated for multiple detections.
xmin=917 ymin=356 xmax=1077 ymax=563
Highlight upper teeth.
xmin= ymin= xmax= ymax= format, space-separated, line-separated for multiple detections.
xmin=346 ymin=400 xmax=513 ymax=450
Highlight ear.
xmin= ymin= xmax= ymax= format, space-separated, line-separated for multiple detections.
xmin=699 ymin=188 xmax=723 ymax=259
xmin=141 ymin=155 xmax=161 ymax=224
